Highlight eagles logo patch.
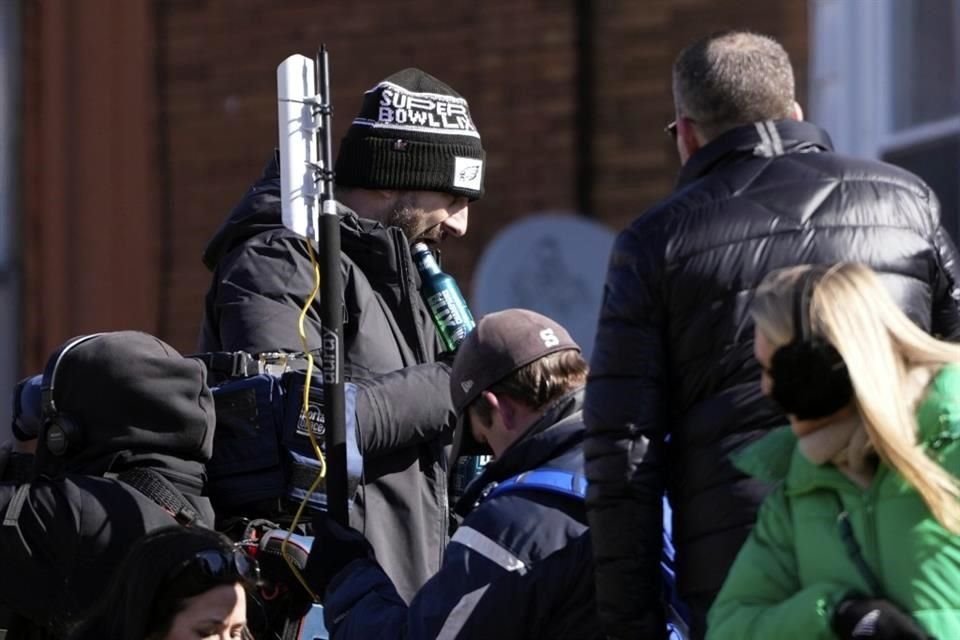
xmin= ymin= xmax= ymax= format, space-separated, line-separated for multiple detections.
xmin=453 ymin=157 xmax=483 ymax=191
xmin=458 ymin=165 xmax=480 ymax=182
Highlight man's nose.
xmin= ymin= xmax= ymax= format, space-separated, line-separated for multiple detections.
xmin=442 ymin=207 xmax=469 ymax=237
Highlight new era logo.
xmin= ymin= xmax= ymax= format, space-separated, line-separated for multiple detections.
xmin=460 ymin=379 xmax=474 ymax=394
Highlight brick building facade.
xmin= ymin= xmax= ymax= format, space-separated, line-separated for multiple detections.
xmin=19 ymin=0 xmax=808 ymax=371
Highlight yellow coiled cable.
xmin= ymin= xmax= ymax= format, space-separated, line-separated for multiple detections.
xmin=281 ymin=236 xmax=327 ymax=603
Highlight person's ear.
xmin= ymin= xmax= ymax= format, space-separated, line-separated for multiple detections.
xmin=476 ymin=391 xmax=500 ymax=429
xmin=376 ymin=189 xmax=398 ymax=202
xmin=498 ymin=395 xmax=530 ymax=432
xmin=677 ymin=117 xmax=702 ymax=160
xmin=791 ymin=101 xmax=804 ymax=121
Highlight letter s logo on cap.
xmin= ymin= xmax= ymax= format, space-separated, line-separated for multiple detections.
xmin=539 ymin=328 xmax=560 ymax=348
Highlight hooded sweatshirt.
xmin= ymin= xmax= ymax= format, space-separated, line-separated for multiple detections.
xmin=0 ymin=331 xmax=216 ymax=635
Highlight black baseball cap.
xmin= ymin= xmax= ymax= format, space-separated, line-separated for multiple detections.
xmin=449 ymin=309 xmax=580 ymax=457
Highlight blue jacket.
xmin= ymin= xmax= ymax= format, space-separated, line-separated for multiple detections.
xmin=323 ymin=390 xmax=601 ymax=639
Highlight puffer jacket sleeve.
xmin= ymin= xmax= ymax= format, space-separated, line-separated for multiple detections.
xmin=353 ymin=362 xmax=456 ymax=457
xmin=209 ymin=233 xmax=329 ymax=355
xmin=706 ymin=489 xmax=844 ymax=640
xmin=929 ymin=221 xmax=960 ymax=340
xmin=584 ymin=223 xmax=668 ymax=639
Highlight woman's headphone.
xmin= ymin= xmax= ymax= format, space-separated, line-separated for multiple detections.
xmin=40 ymin=333 xmax=105 ymax=456
xmin=768 ymin=268 xmax=853 ymax=420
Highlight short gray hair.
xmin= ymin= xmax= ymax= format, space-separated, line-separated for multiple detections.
xmin=672 ymin=31 xmax=796 ymax=140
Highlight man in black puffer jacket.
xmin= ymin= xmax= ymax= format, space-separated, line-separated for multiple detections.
xmin=584 ymin=30 xmax=960 ymax=640
xmin=199 ymin=68 xmax=485 ymax=603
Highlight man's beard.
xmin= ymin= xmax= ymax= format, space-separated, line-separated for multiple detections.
xmin=386 ymin=194 xmax=443 ymax=245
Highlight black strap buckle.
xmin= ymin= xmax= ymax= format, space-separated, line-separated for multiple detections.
xmin=189 ymin=351 xmax=258 ymax=383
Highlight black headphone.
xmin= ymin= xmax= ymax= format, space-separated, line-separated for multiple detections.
xmin=768 ymin=268 xmax=853 ymax=420
xmin=40 ymin=334 xmax=105 ymax=456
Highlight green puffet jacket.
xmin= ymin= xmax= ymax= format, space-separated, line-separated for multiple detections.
xmin=707 ymin=364 xmax=960 ymax=639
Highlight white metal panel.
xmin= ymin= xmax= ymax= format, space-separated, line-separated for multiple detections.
xmin=277 ymin=54 xmax=320 ymax=240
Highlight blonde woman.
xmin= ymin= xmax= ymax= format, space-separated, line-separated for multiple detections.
xmin=707 ymin=263 xmax=960 ymax=640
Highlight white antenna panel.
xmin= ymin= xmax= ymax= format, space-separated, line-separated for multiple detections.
xmin=277 ymin=54 xmax=320 ymax=240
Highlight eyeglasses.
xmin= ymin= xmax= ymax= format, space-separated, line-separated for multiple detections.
xmin=167 ymin=547 xmax=263 ymax=594
xmin=664 ymin=120 xmax=678 ymax=140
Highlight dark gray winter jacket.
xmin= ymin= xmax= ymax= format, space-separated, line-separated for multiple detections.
xmin=200 ymin=155 xmax=456 ymax=602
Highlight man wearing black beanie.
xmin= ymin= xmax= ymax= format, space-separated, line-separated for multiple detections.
xmin=198 ymin=68 xmax=485 ymax=602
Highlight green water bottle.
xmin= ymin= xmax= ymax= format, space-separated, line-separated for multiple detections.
xmin=412 ymin=243 xmax=485 ymax=503
xmin=411 ymin=243 xmax=476 ymax=351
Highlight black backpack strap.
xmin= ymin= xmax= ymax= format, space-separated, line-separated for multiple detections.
xmin=189 ymin=351 xmax=259 ymax=381
xmin=2 ymin=485 xmax=34 ymax=555
xmin=118 ymin=468 xmax=205 ymax=527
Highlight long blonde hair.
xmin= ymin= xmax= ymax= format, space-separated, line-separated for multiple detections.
xmin=752 ymin=262 xmax=960 ymax=534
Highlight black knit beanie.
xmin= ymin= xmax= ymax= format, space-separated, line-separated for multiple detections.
xmin=335 ymin=68 xmax=486 ymax=200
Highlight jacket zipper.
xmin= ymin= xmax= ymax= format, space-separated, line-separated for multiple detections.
xmin=440 ymin=452 xmax=450 ymax=565
xmin=395 ymin=230 xmax=448 ymax=567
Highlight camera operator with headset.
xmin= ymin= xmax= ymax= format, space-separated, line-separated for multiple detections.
xmin=0 ymin=331 xmax=216 ymax=638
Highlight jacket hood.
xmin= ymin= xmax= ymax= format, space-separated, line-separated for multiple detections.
xmin=203 ymin=153 xmax=287 ymax=271
xmin=35 ymin=331 xmax=216 ymax=480
xmin=730 ymin=425 xmax=796 ymax=484
xmin=730 ymin=426 xmax=858 ymax=498
xmin=677 ymin=119 xmax=834 ymax=189
xmin=202 ymin=152 xmax=413 ymax=284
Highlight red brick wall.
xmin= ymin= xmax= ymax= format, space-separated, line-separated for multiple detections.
xmin=21 ymin=0 xmax=158 ymax=372
xmin=22 ymin=0 xmax=808 ymax=364
xmin=155 ymin=0 xmax=583 ymax=351
xmin=590 ymin=1 xmax=810 ymax=231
